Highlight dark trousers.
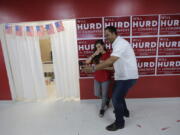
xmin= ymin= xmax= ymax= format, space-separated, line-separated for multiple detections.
xmin=112 ymin=79 xmax=137 ymax=126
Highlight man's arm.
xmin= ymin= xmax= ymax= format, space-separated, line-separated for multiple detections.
xmin=95 ymin=56 xmax=119 ymax=71
xmin=103 ymin=67 xmax=114 ymax=70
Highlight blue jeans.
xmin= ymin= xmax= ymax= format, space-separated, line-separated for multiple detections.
xmin=112 ymin=79 xmax=137 ymax=125
xmin=94 ymin=80 xmax=110 ymax=109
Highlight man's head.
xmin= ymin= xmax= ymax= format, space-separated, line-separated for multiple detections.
xmin=105 ymin=26 xmax=118 ymax=43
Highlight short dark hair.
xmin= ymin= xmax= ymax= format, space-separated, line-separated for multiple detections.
xmin=105 ymin=26 xmax=118 ymax=35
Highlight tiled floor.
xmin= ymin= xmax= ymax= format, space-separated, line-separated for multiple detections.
xmin=0 ymin=98 xmax=180 ymax=135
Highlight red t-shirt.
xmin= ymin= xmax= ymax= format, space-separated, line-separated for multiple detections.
xmin=94 ymin=52 xmax=112 ymax=82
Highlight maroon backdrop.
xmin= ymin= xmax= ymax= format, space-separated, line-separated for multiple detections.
xmin=0 ymin=0 xmax=180 ymax=100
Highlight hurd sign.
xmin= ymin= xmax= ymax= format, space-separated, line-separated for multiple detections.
xmin=132 ymin=37 xmax=157 ymax=56
xmin=160 ymin=15 xmax=180 ymax=35
xmin=137 ymin=58 xmax=156 ymax=75
xmin=159 ymin=37 xmax=180 ymax=55
xmin=157 ymin=57 xmax=180 ymax=74
xmin=132 ymin=15 xmax=158 ymax=36
xmin=78 ymin=40 xmax=98 ymax=58
xmin=76 ymin=18 xmax=103 ymax=38
xmin=79 ymin=60 xmax=94 ymax=77
xmin=104 ymin=17 xmax=130 ymax=36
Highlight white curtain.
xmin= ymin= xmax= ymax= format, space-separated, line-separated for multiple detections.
xmin=1 ymin=24 xmax=47 ymax=101
xmin=50 ymin=19 xmax=80 ymax=100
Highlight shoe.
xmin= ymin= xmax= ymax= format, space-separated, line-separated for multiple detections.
xmin=106 ymin=122 xmax=124 ymax=131
xmin=99 ymin=109 xmax=105 ymax=117
xmin=113 ymin=109 xmax=130 ymax=118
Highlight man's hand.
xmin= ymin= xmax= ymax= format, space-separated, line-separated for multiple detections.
xmin=82 ymin=65 xmax=94 ymax=73
xmin=82 ymin=56 xmax=119 ymax=73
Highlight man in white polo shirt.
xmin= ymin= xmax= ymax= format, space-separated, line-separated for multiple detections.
xmin=83 ymin=26 xmax=139 ymax=131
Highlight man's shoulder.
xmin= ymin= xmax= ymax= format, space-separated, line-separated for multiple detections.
xmin=118 ymin=37 xmax=130 ymax=45
xmin=115 ymin=38 xmax=129 ymax=48
xmin=112 ymin=36 xmax=130 ymax=50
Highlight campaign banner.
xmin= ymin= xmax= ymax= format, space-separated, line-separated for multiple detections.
xmin=76 ymin=18 xmax=103 ymax=39
xmin=137 ymin=57 xmax=156 ymax=75
xmin=76 ymin=14 xmax=180 ymax=77
xmin=79 ymin=60 xmax=94 ymax=77
xmin=132 ymin=15 xmax=158 ymax=36
xmin=159 ymin=36 xmax=180 ymax=55
xmin=78 ymin=40 xmax=98 ymax=58
xmin=160 ymin=14 xmax=180 ymax=35
xmin=157 ymin=57 xmax=180 ymax=74
xmin=132 ymin=37 xmax=158 ymax=56
xmin=104 ymin=16 xmax=130 ymax=36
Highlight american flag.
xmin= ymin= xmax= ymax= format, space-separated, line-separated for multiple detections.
xmin=45 ymin=24 xmax=55 ymax=35
xmin=5 ymin=24 xmax=12 ymax=34
xmin=26 ymin=26 xmax=34 ymax=36
xmin=55 ymin=21 xmax=64 ymax=32
xmin=15 ymin=25 xmax=23 ymax=36
xmin=36 ymin=25 xmax=45 ymax=36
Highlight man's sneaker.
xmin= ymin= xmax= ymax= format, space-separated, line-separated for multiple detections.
xmin=99 ymin=109 xmax=105 ymax=117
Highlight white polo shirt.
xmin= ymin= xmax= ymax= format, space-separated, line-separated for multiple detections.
xmin=111 ymin=36 xmax=139 ymax=80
